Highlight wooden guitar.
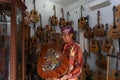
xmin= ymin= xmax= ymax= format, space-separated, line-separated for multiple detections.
xmin=96 ymin=51 xmax=107 ymax=70
xmin=115 ymin=4 xmax=120 ymax=18
xmin=59 ymin=8 xmax=66 ymax=27
xmin=89 ymin=31 xmax=100 ymax=53
xmin=80 ymin=49 xmax=90 ymax=80
xmin=93 ymin=10 xmax=105 ymax=37
xmin=93 ymin=69 xmax=106 ymax=80
xmin=51 ymin=5 xmax=58 ymax=26
xmin=66 ymin=11 xmax=72 ymax=26
xmin=37 ymin=41 xmax=69 ymax=79
xmin=84 ymin=15 xmax=93 ymax=39
xmin=102 ymin=23 xmax=113 ymax=53
xmin=30 ymin=0 xmax=40 ymax=23
xmin=109 ymin=52 xmax=120 ymax=80
xmin=108 ymin=6 xmax=120 ymax=39
xmin=23 ymin=0 xmax=31 ymax=25
xmin=36 ymin=14 xmax=44 ymax=43
xmin=78 ymin=5 xmax=87 ymax=29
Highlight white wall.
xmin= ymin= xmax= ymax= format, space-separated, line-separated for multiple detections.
xmin=65 ymin=0 xmax=120 ymax=72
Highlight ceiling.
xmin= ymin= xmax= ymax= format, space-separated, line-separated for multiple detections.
xmin=49 ymin=0 xmax=79 ymax=7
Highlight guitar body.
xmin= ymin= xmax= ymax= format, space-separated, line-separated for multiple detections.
xmin=78 ymin=17 xmax=87 ymax=29
xmin=30 ymin=10 xmax=40 ymax=23
xmin=109 ymin=70 xmax=120 ymax=80
xmin=96 ymin=53 xmax=107 ymax=70
xmin=59 ymin=8 xmax=66 ymax=26
xmin=66 ymin=21 xmax=71 ymax=26
xmin=108 ymin=25 xmax=120 ymax=38
xmin=93 ymin=70 xmax=106 ymax=80
xmin=29 ymin=36 xmax=39 ymax=53
xmin=84 ymin=27 xmax=93 ymax=39
xmin=102 ymin=38 xmax=112 ymax=53
xmin=94 ymin=24 xmax=106 ymax=37
xmin=59 ymin=17 xmax=66 ymax=26
xmin=37 ymin=43 xmax=68 ymax=79
xmin=89 ymin=39 xmax=99 ymax=53
xmin=108 ymin=6 xmax=120 ymax=39
xmin=36 ymin=27 xmax=44 ymax=39
xmin=115 ymin=4 xmax=120 ymax=18
xmin=24 ymin=11 xmax=31 ymax=25
xmin=51 ymin=15 xmax=58 ymax=26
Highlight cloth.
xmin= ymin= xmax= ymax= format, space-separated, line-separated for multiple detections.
xmin=56 ymin=41 xmax=83 ymax=80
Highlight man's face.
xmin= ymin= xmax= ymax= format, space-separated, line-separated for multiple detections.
xmin=62 ymin=33 xmax=73 ymax=43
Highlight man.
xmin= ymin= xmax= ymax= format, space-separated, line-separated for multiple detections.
xmin=54 ymin=26 xmax=83 ymax=80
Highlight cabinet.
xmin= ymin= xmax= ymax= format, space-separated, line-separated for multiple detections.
xmin=0 ymin=0 xmax=26 ymax=80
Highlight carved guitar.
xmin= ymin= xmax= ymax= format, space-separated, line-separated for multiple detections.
xmin=108 ymin=6 xmax=120 ymax=38
xmin=30 ymin=0 xmax=40 ymax=23
xmin=84 ymin=15 xmax=93 ymax=39
xmin=102 ymin=23 xmax=112 ymax=53
xmin=78 ymin=5 xmax=87 ymax=29
xmin=89 ymin=29 xmax=100 ymax=53
xmin=36 ymin=14 xmax=44 ymax=42
xmin=23 ymin=0 xmax=31 ymax=25
xmin=66 ymin=11 xmax=72 ymax=26
xmin=59 ymin=8 xmax=66 ymax=27
xmin=37 ymin=41 xmax=69 ymax=79
xmin=51 ymin=5 xmax=58 ymax=26
xmin=109 ymin=52 xmax=120 ymax=80
xmin=93 ymin=10 xmax=105 ymax=37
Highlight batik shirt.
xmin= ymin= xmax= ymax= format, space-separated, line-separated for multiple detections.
xmin=62 ymin=41 xmax=83 ymax=79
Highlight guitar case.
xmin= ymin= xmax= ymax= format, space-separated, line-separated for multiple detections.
xmin=37 ymin=41 xmax=68 ymax=79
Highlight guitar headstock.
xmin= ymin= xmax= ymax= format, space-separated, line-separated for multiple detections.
xmin=61 ymin=8 xmax=63 ymax=14
xmin=53 ymin=5 xmax=56 ymax=11
xmin=113 ymin=5 xmax=116 ymax=12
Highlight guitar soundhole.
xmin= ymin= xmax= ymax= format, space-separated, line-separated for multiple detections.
xmin=105 ymin=40 xmax=109 ymax=44
xmin=113 ymin=25 xmax=117 ymax=28
xmin=42 ymin=48 xmax=61 ymax=71
xmin=114 ymin=72 xmax=119 ymax=77
xmin=98 ymin=25 xmax=100 ymax=28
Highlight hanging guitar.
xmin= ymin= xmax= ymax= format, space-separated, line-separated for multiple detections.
xmin=96 ymin=49 xmax=107 ymax=70
xmin=84 ymin=15 xmax=93 ymax=39
xmin=80 ymin=39 xmax=90 ymax=80
xmin=30 ymin=0 xmax=40 ymax=23
xmin=78 ymin=5 xmax=87 ymax=29
xmin=102 ymin=23 xmax=113 ymax=53
xmin=108 ymin=5 xmax=120 ymax=39
xmin=109 ymin=52 xmax=120 ymax=80
xmin=59 ymin=8 xmax=66 ymax=27
xmin=51 ymin=5 xmax=58 ymax=26
xmin=89 ymin=30 xmax=100 ymax=53
xmin=66 ymin=11 xmax=72 ymax=26
xmin=93 ymin=10 xmax=105 ymax=37
xmin=23 ymin=0 xmax=31 ymax=25
xmin=115 ymin=4 xmax=120 ymax=19
xmin=36 ymin=14 xmax=44 ymax=43
xmin=37 ymin=41 xmax=69 ymax=79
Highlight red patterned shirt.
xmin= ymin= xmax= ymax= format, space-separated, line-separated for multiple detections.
xmin=62 ymin=41 xmax=83 ymax=79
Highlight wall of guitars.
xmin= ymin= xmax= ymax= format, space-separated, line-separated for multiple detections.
xmin=24 ymin=0 xmax=120 ymax=80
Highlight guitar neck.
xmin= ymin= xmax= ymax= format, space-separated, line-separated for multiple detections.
xmin=33 ymin=0 xmax=36 ymax=11
xmin=39 ymin=14 xmax=42 ymax=27
xmin=97 ymin=10 xmax=100 ymax=25
xmin=81 ymin=5 xmax=83 ymax=17
xmin=113 ymin=6 xmax=116 ymax=27
xmin=53 ymin=5 xmax=56 ymax=16
xmin=61 ymin=8 xmax=64 ymax=18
